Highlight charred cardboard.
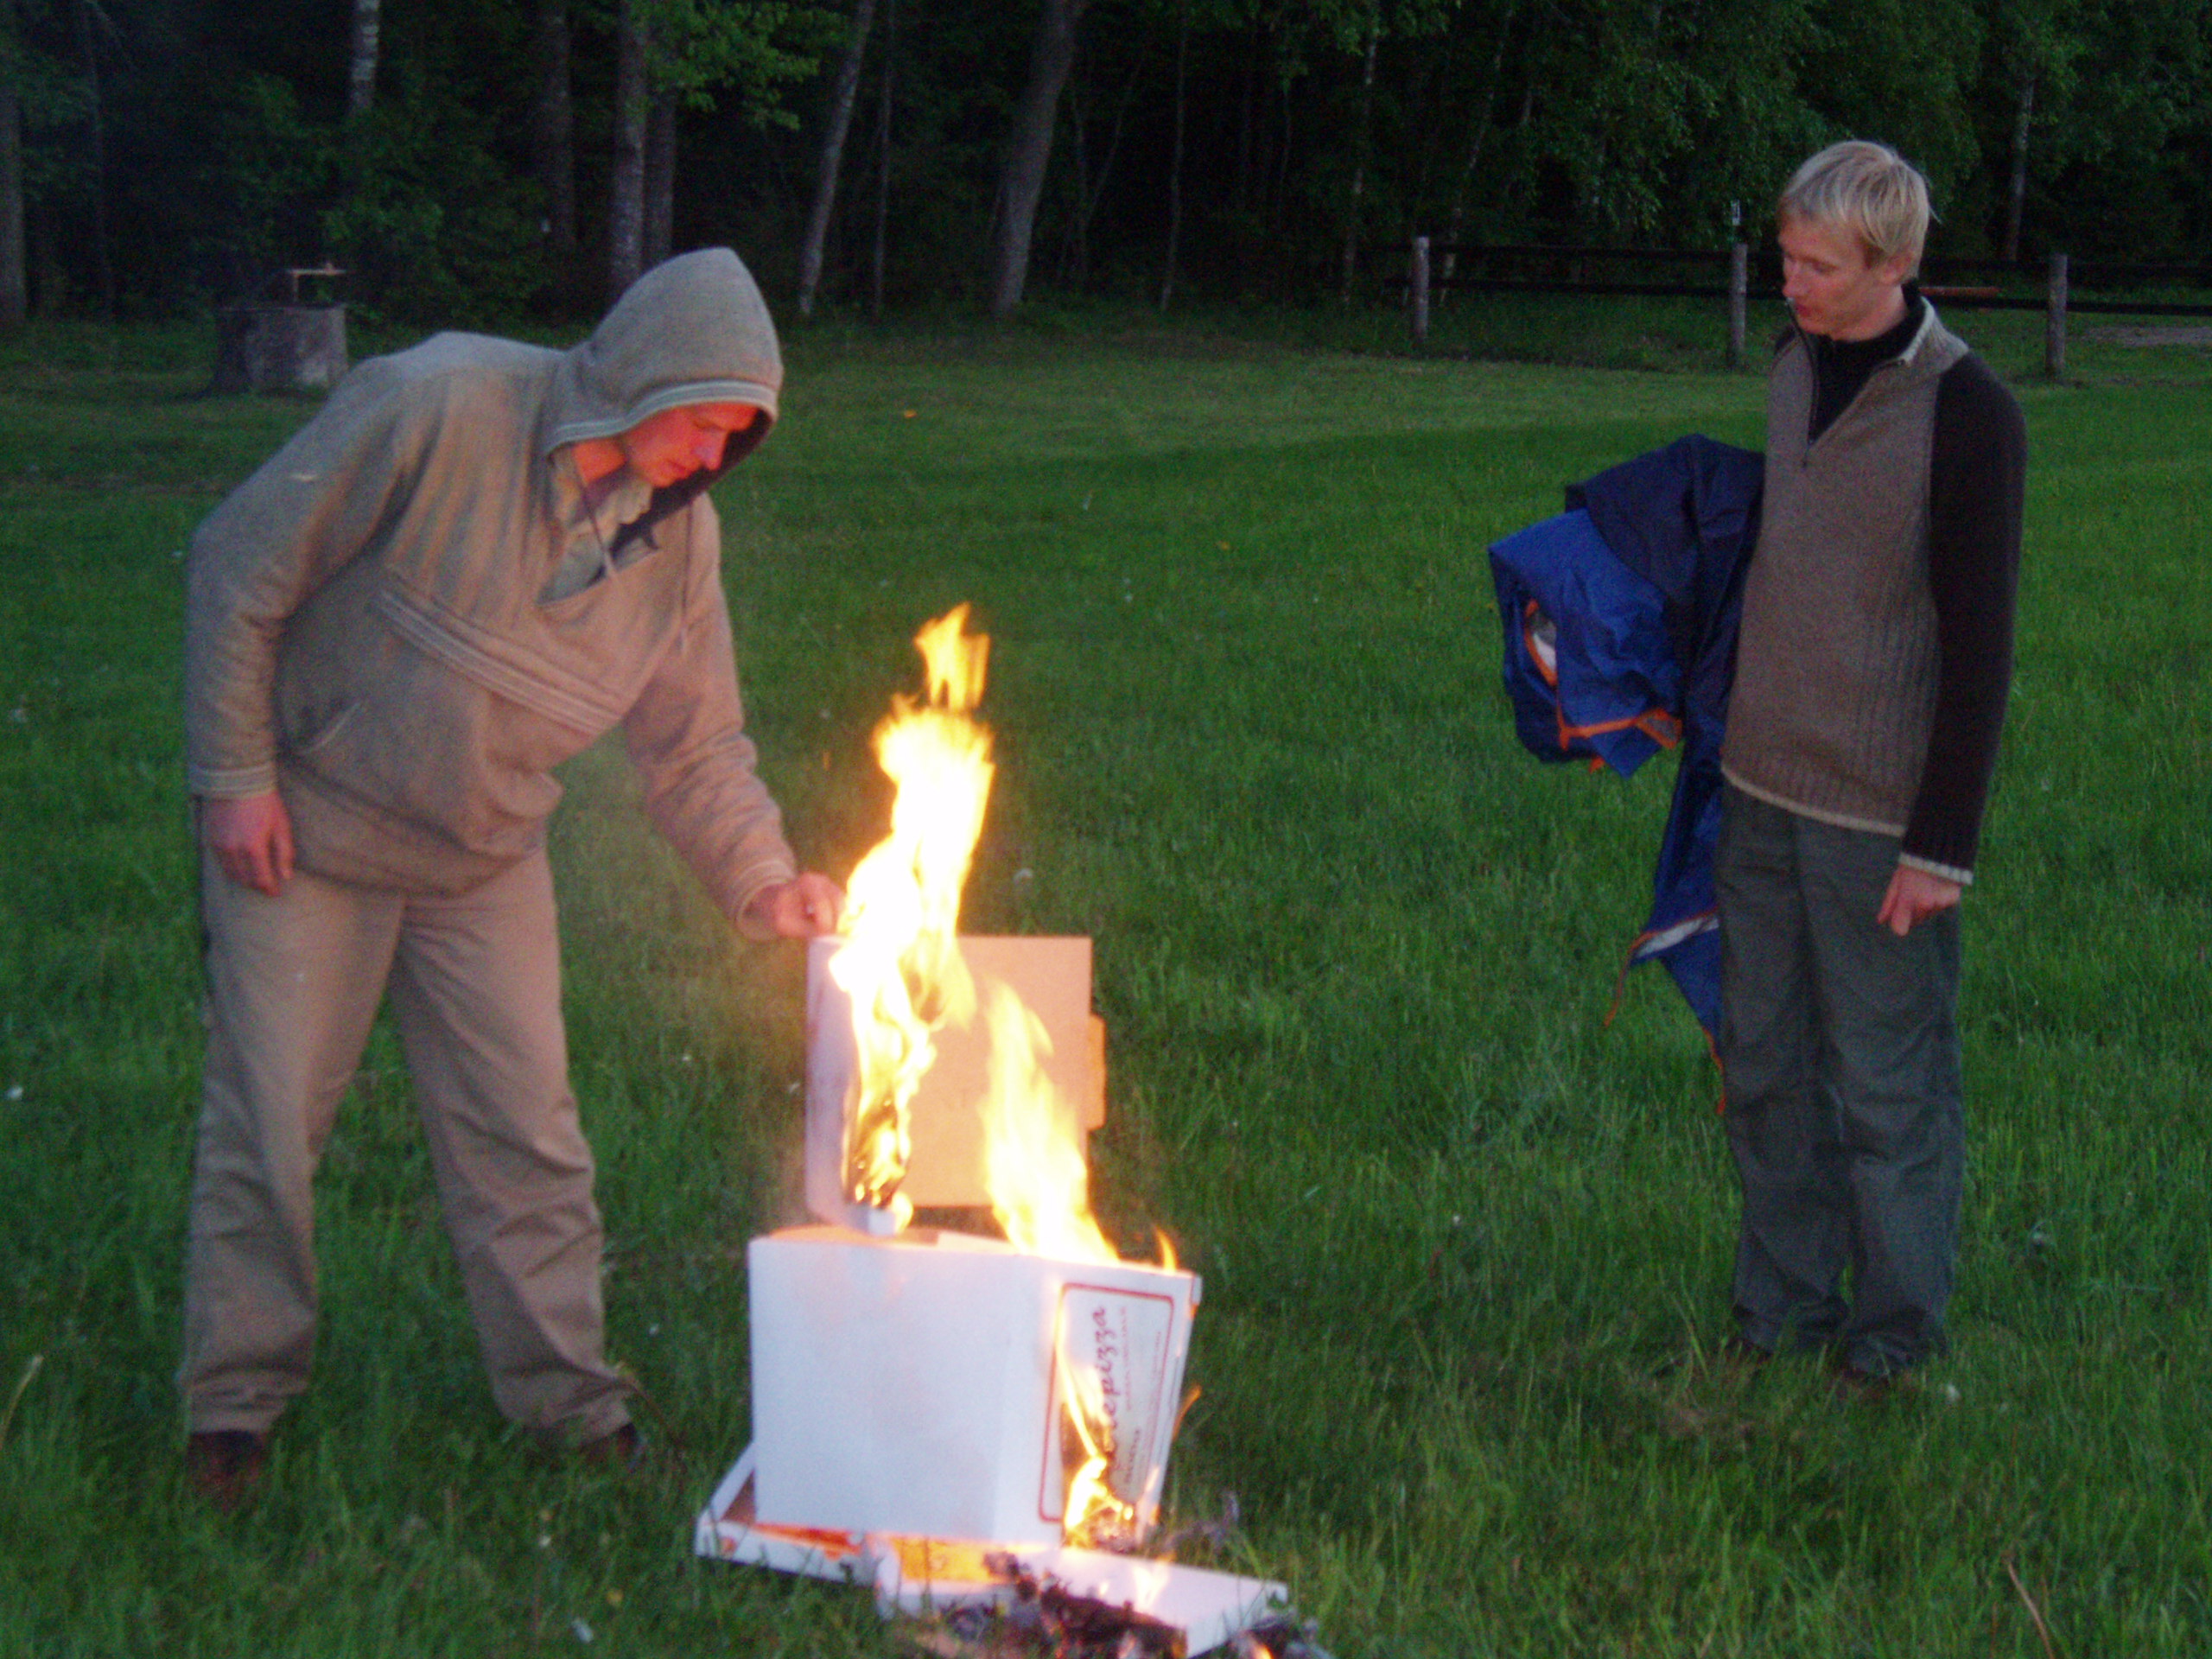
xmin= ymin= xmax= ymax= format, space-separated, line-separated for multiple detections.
xmin=805 ymin=935 xmax=1106 ymax=1224
xmin=874 ymin=1541 xmax=1289 ymax=1656
xmin=747 ymin=1225 xmax=1197 ymax=1548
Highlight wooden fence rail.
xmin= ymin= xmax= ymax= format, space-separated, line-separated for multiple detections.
xmin=1403 ymin=238 xmax=2212 ymax=378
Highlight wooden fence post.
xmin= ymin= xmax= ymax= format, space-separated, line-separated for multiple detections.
xmin=1410 ymin=235 xmax=1431 ymax=345
xmin=1726 ymin=242 xmax=1748 ymax=369
xmin=2045 ymin=251 xmax=2068 ymax=380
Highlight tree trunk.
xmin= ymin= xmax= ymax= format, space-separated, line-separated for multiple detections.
xmin=797 ymin=0 xmax=879 ymax=317
xmin=0 ymin=80 xmax=23 ymax=329
xmin=1338 ymin=11 xmax=1381 ymax=304
xmin=987 ymin=0 xmax=1090 ymax=317
xmin=606 ymin=0 xmax=649 ymax=302
xmin=2002 ymin=71 xmax=2036 ymax=263
xmin=870 ymin=0 xmax=897 ymax=317
xmin=72 ymin=0 xmax=113 ymax=316
xmin=532 ymin=0 xmax=579 ymax=298
xmin=346 ymin=0 xmax=381 ymax=122
xmin=644 ymin=92 xmax=676 ymax=268
xmin=1158 ymin=6 xmax=1189 ymax=311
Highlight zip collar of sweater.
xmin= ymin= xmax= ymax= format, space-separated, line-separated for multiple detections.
xmin=1801 ymin=286 xmax=1936 ymax=441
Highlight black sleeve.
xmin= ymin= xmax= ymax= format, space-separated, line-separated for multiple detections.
xmin=1903 ymin=353 xmax=2027 ymax=875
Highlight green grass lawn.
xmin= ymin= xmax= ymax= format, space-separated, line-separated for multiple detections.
xmin=1 ymin=306 xmax=2208 ymax=1656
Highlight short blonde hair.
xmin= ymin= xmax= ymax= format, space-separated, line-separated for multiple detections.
xmin=1777 ymin=141 xmax=1930 ymax=270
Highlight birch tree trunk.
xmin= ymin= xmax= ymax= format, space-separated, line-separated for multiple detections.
xmin=797 ymin=0 xmax=879 ymax=316
xmin=987 ymin=0 xmax=1089 ymax=318
xmin=606 ymin=0 xmax=649 ymax=302
xmin=346 ymin=0 xmax=381 ymax=122
xmin=532 ymin=0 xmax=579 ymax=295
xmin=644 ymin=92 xmax=676 ymax=268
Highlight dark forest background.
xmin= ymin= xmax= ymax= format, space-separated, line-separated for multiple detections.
xmin=2 ymin=0 xmax=2207 ymax=328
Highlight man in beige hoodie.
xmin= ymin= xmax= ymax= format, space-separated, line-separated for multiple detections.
xmin=181 ymin=248 xmax=841 ymax=1506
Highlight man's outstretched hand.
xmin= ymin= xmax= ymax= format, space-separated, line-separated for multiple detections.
xmin=741 ymin=873 xmax=846 ymax=939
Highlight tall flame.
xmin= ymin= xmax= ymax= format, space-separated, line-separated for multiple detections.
xmin=829 ymin=605 xmax=994 ymax=1217
xmin=829 ymin=604 xmax=1176 ymax=1548
xmin=979 ymin=983 xmax=1116 ymax=1263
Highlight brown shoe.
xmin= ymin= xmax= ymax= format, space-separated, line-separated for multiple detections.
xmin=185 ymin=1429 xmax=267 ymax=1512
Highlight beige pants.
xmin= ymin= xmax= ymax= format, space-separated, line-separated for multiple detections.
xmin=180 ymin=847 xmax=632 ymax=1444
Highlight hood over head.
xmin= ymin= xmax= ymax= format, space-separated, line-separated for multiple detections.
xmin=544 ymin=246 xmax=782 ymax=468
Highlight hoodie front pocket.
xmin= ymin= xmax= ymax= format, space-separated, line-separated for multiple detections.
xmin=281 ymin=695 xmax=360 ymax=757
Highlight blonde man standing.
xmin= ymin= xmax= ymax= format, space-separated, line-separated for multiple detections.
xmin=1718 ymin=143 xmax=2026 ymax=1395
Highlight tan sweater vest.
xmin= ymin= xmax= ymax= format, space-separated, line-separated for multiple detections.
xmin=1722 ymin=308 xmax=1969 ymax=837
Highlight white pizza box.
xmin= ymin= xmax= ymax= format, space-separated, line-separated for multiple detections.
xmin=804 ymin=935 xmax=1106 ymax=1227
xmin=747 ymin=1225 xmax=1198 ymax=1548
xmin=695 ymin=1453 xmax=1287 ymax=1657
xmin=693 ymin=1444 xmax=872 ymax=1580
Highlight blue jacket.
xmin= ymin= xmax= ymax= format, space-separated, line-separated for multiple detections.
xmin=1489 ymin=435 xmax=1764 ymax=1036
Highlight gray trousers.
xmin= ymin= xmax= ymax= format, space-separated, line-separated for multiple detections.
xmin=1716 ymin=786 xmax=1965 ymax=1374
xmin=180 ymin=846 xmax=632 ymax=1443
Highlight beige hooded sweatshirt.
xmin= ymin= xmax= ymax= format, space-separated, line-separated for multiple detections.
xmin=185 ymin=248 xmax=798 ymax=921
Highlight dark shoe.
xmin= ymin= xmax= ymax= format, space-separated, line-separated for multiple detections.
xmin=185 ymin=1429 xmax=267 ymax=1512
xmin=575 ymin=1421 xmax=645 ymax=1471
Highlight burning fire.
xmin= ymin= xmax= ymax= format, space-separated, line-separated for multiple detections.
xmin=980 ymin=983 xmax=1116 ymax=1263
xmin=827 ymin=606 xmax=995 ymax=1225
xmin=826 ymin=603 xmax=1177 ymax=1545
xmin=978 ymin=988 xmax=1163 ymax=1548
xmin=1056 ymin=1339 xmax=1138 ymax=1550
